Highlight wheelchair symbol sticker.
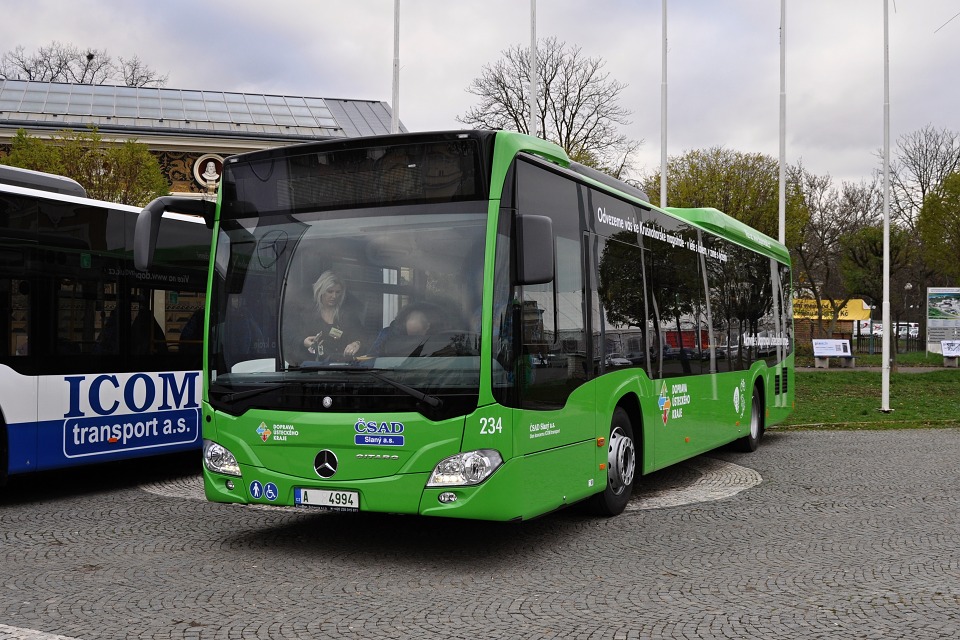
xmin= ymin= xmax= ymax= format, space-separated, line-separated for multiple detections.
xmin=264 ymin=482 xmax=279 ymax=501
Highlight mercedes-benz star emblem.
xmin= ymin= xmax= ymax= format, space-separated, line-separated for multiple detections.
xmin=314 ymin=450 xmax=338 ymax=478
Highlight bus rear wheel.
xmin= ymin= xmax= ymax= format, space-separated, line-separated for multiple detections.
xmin=589 ymin=407 xmax=636 ymax=517
xmin=735 ymin=385 xmax=764 ymax=452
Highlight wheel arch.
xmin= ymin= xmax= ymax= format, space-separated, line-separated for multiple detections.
xmin=615 ymin=392 xmax=645 ymax=475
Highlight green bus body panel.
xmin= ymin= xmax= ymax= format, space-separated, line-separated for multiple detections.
xmin=203 ymin=464 xmax=432 ymax=515
xmin=202 ymin=440 xmax=599 ymax=521
xmin=488 ymin=131 xmax=570 ymax=202
xmin=202 ymin=403 xmax=602 ymax=521
xmin=767 ymin=353 xmax=796 ymax=424
xmin=205 ymin=407 xmax=465 ymax=481
xmin=201 ymin=356 xmax=794 ymax=520
xmin=420 ymin=440 xmax=599 ymax=520
xmin=584 ymin=361 xmax=794 ymax=474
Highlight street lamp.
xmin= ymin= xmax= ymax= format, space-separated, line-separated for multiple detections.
xmin=903 ymin=282 xmax=915 ymax=349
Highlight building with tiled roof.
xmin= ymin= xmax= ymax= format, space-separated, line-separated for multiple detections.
xmin=0 ymin=79 xmax=404 ymax=194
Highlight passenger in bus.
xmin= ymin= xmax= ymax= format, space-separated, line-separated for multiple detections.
xmin=94 ymin=309 xmax=120 ymax=355
xmin=131 ymin=309 xmax=168 ymax=355
xmin=368 ymin=306 xmax=433 ymax=357
xmin=299 ymin=270 xmax=363 ymax=360
xmin=179 ymin=308 xmax=204 ymax=355
xmin=94 ymin=308 xmax=168 ymax=355
xmin=221 ymin=297 xmax=265 ymax=365
xmin=402 ymin=309 xmax=432 ymax=336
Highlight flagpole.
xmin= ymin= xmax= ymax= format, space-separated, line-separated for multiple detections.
xmin=660 ymin=0 xmax=668 ymax=208
xmin=391 ymin=0 xmax=400 ymax=134
xmin=528 ymin=0 xmax=538 ymax=137
xmin=881 ymin=0 xmax=892 ymax=411
xmin=778 ymin=0 xmax=786 ymax=245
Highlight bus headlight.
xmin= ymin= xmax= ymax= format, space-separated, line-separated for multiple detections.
xmin=203 ymin=440 xmax=241 ymax=477
xmin=427 ymin=449 xmax=503 ymax=487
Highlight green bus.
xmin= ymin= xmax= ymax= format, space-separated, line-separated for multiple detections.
xmin=135 ymin=130 xmax=794 ymax=520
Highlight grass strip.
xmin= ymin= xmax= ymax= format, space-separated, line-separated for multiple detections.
xmin=778 ymin=369 xmax=960 ymax=431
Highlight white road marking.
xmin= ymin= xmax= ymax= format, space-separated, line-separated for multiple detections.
xmin=0 ymin=624 xmax=81 ymax=640
xmin=627 ymin=457 xmax=762 ymax=511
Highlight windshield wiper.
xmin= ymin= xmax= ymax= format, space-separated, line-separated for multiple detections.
xmin=210 ymin=382 xmax=291 ymax=403
xmin=363 ymin=369 xmax=443 ymax=408
xmin=300 ymin=365 xmax=443 ymax=408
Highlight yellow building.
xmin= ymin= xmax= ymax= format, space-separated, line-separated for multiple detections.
xmin=792 ymin=298 xmax=872 ymax=340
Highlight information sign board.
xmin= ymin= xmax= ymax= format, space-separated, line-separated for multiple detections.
xmin=812 ymin=339 xmax=852 ymax=358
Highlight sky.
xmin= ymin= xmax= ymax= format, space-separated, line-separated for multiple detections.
xmin=2 ymin=0 xmax=959 ymax=186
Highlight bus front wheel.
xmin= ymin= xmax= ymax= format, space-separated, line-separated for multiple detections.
xmin=589 ymin=407 xmax=636 ymax=517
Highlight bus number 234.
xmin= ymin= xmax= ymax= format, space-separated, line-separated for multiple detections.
xmin=479 ymin=417 xmax=503 ymax=435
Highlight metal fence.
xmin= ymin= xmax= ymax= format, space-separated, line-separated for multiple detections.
xmin=853 ymin=335 xmax=925 ymax=354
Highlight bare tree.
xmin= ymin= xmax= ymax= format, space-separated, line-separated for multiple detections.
xmin=792 ymin=165 xmax=882 ymax=336
xmin=1 ymin=41 xmax=166 ymax=87
xmin=888 ymin=125 xmax=960 ymax=232
xmin=119 ymin=55 xmax=169 ymax=88
xmin=71 ymin=47 xmax=114 ymax=84
xmin=458 ymin=37 xmax=640 ymax=178
xmin=879 ymin=125 xmax=960 ymax=330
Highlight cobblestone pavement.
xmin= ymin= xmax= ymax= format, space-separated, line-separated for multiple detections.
xmin=2 ymin=428 xmax=960 ymax=639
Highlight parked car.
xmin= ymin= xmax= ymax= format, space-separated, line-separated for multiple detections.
xmin=663 ymin=346 xmax=697 ymax=360
xmin=605 ymin=353 xmax=632 ymax=367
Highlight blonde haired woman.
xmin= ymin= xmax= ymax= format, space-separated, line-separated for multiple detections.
xmin=301 ymin=270 xmax=362 ymax=359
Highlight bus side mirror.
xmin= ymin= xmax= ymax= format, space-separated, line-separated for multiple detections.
xmin=134 ymin=197 xmax=214 ymax=271
xmin=516 ymin=214 xmax=554 ymax=285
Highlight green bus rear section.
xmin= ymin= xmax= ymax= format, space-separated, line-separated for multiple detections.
xmin=200 ymin=130 xmax=794 ymax=520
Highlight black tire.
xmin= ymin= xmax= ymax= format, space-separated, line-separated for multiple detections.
xmin=735 ymin=385 xmax=764 ymax=453
xmin=589 ymin=407 xmax=637 ymax=517
xmin=0 ymin=421 xmax=8 ymax=487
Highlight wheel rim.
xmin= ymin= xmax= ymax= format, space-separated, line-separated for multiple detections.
xmin=750 ymin=391 xmax=761 ymax=440
xmin=607 ymin=426 xmax=636 ymax=495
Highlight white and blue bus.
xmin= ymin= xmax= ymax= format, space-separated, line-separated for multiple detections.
xmin=0 ymin=166 xmax=209 ymax=484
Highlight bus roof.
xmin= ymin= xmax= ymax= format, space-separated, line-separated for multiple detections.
xmin=0 ymin=180 xmax=207 ymax=226
xmin=219 ymin=129 xmax=791 ymax=265
xmin=0 ymin=164 xmax=87 ymax=198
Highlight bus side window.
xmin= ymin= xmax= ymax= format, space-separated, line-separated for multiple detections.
xmin=3 ymin=278 xmax=30 ymax=357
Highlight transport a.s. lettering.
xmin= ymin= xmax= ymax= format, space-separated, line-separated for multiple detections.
xmin=61 ymin=371 xmax=201 ymax=458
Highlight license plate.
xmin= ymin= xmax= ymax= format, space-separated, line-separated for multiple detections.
xmin=295 ymin=488 xmax=359 ymax=512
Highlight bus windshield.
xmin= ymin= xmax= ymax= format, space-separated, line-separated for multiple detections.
xmin=207 ymin=204 xmax=487 ymax=418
